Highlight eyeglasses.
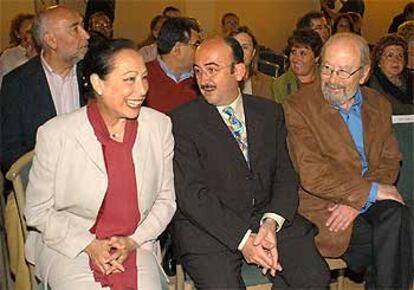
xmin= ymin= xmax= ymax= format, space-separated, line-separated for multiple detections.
xmin=320 ymin=64 xmax=362 ymax=79
xmin=312 ymin=24 xmax=330 ymax=31
xmin=93 ymin=23 xmax=112 ymax=29
xmin=188 ymin=40 xmax=201 ymax=49
xmin=194 ymin=63 xmax=234 ymax=78
xmin=382 ymin=52 xmax=404 ymax=61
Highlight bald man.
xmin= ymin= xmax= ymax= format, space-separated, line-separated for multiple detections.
xmin=284 ymin=33 xmax=413 ymax=288
xmin=1 ymin=5 xmax=89 ymax=172
xmin=170 ymin=37 xmax=329 ymax=289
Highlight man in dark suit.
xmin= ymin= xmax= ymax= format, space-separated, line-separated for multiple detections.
xmin=170 ymin=36 xmax=329 ymax=289
xmin=1 ymin=5 xmax=89 ymax=172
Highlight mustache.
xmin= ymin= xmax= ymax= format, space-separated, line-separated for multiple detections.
xmin=200 ymin=84 xmax=216 ymax=90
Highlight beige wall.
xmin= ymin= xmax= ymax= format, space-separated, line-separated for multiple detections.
xmin=1 ymin=0 xmax=410 ymax=52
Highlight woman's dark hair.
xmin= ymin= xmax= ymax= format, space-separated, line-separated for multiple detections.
xmin=83 ymin=38 xmax=137 ymax=99
xmin=231 ymin=26 xmax=258 ymax=76
xmin=9 ymin=13 xmax=34 ymax=46
xmin=371 ymin=34 xmax=408 ymax=70
xmin=333 ymin=13 xmax=355 ymax=34
xmin=286 ymin=29 xmax=323 ymax=58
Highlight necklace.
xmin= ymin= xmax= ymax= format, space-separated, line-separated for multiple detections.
xmin=110 ymin=132 xmax=121 ymax=139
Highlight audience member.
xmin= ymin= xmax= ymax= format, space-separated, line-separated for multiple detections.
xmin=347 ymin=12 xmax=363 ymax=35
xmin=296 ymin=11 xmax=331 ymax=43
xmin=284 ymin=32 xmax=413 ymax=289
xmin=87 ymin=11 xmax=113 ymax=39
xmin=145 ymin=17 xmax=201 ymax=113
xmin=162 ymin=6 xmax=181 ymax=18
xmin=397 ymin=20 xmax=414 ymax=69
xmin=333 ymin=13 xmax=355 ymax=34
xmin=320 ymin=0 xmax=365 ymax=20
xmin=221 ymin=12 xmax=240 ymax=36
xmin=0 ymin=5 xmax=89 ymax=172
xmin=170 ymin=36 xmax=329 ymax=289
xmin=388 ymin=2 xmax=414 ymax=33
xmin=367 ymin=34 xmax=413 ymax=114
xmin=0 ymin=14 xmax=34 ymax=84
xmin=231 ymin=26 xmax=273 ymax=100
xmin=21 ymin=28 xmax=40 ymax=59
xmin=25 ymin=38 xmax=176 ymax=290
xmin=139 ymin=15 xmax=168 ymax=62
xmin=272 ymin=29 xmax=323 ymax=103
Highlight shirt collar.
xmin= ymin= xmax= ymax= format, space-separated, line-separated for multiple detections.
xmin=332 ymin=88 xmax=363 ymax=114
xmin=40 ymin=50 xmax=77 ymax=78
xmin=157 ymin=55 xmax=193 ymax=83
xmin=216 ymin=90 xmax=243 ymax=115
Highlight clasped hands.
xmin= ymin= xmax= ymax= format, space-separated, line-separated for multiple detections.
xmin=241 ymin=219 xmax=282 ymax=277
xmin=85 ymin=236 xmax=137 ymax=275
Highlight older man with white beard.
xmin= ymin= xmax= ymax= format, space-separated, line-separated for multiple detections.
xmin=283 ymin=33 xmax=413 ymax=289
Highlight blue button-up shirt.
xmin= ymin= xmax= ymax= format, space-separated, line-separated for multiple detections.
xmin=334 ymin=89 xmax=378 ymax=213
xmin=157 ymin=56 xmax=193 ymax=83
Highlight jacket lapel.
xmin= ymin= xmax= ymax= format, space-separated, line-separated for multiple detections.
xmin=74 ymin=112 xmax=106 ymax=174
xmin=133 ymin=111 xmax=150 ymax=198
xmin=361 ymin=88 xmax=380 ymax=159
xmin=76 ymin=61 xmax=87 ymax=106
xmin=32 ymin=58 xmax=56 ymax=116
xmin=243 ymin=95 xmax=264 ymax=170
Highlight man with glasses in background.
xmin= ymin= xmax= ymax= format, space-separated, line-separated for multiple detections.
xmin=170 ymin=36 xmax=330 ymax=289
xmin=145 ymin=17 xmax=202 ymax=113
xmin=283 ymin=32 xmax=413 ymax=289
xmin=296 ymin=11 xmax=331 ymax=43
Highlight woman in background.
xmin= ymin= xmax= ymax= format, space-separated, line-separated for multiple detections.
xmin=0 ymin=13 xmax=34 ymax=85
xmin=367 ymin=34 xmax=413 ymax=114
xmin=271 ymin=29 xmax=323 ymax=103
xmin=232 ymin=26 xmax=273 ymax=100
xmin=333 ymin=13 xmax=355 ymax=34
xmin=24 ymin=39 xmax=176 ymax=290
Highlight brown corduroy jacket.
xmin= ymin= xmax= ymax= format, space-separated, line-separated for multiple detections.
xmin=283 ymin=82 xmax=401 ymax=257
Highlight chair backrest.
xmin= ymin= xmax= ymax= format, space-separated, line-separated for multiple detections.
xmin=5 ymin=150 xmax=34 ymax=240
xmin=259 ymin=50 xmax=288 ymax=73
xmin=5 ymin=151 xmax=37 ymax=290
xmin=0 ymin=172 xmax=13 ymax=290
xmin=392 ymin=115 xmax=414 ymax=207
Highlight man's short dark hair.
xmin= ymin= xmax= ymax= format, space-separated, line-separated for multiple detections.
xmin=223 ymin=36 xmax=244 ymax=65
xmin=286 ymin=29 xmax=323 ymax=58
xmin=157 ymin=17 xmax=201 ymax=55
xmin=162 ymin=6 xmax=180 ymax=16
xmin=296 ymin=11 xmax=326 ymax=29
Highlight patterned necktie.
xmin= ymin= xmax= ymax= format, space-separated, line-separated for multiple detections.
xmin=222 ymin=106 xmax=249 ymax=163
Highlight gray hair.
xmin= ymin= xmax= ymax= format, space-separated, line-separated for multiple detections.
xmin=321 ymin=32 xmax=370 ymax=67
xmin=32 ymin=9 xmax=49 ymax=48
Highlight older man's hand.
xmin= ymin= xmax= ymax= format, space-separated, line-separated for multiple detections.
xmin=326 ymin=204 xmax=358 ymax=232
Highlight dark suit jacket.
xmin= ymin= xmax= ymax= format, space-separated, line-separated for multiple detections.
xmin=170 ymin=94 xmax=298 ymax=255
xmin=0 ymin=56 xmax=85 ymax=172
xmin=283 ymin=83 xmax=401 ymax=257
